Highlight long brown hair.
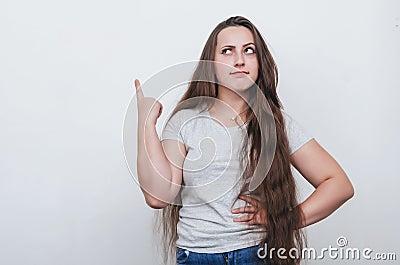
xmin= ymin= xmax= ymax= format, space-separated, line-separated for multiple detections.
xmin=155 ymin=16 xmax=306 ymax=265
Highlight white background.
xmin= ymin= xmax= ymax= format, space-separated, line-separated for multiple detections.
xmin=1 ymin=0 xmax=399 ymax=264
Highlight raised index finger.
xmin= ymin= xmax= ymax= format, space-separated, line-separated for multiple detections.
xmin=134 ymin=79 xmax=144 ymax=100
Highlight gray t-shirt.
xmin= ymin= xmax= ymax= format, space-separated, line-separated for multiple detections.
xmin=159 ymin=107 xmax=313 ymax=253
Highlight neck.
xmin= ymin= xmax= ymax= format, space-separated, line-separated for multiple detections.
xmin=214 ymin=85 xmax=249 ymax=114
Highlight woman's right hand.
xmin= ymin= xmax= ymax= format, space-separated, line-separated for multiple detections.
xmin=135 ymin=79 xmax=163 ymax=126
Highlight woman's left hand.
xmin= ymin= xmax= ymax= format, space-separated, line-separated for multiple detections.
xmin=232 ymin=195 xmax=268 ymax=226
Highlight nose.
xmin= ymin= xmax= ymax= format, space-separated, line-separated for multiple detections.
xmin=234 ymin=52 xmax=245 ymax=67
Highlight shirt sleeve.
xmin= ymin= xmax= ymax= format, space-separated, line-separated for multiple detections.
xmin=282 ymin=110 xmax=314 ymax=155
xmin=159 ymin=109 xmax=185 ymax=144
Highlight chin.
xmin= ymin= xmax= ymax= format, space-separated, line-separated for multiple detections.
xmin=225 ymin=80 xmax=255 ymax=93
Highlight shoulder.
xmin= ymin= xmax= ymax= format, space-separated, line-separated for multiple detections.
xmin=280 ymin=109 xmax=314 ymax=155
xmin=281 ymin=109 xmax=306 ymax=133
xmin=281 ymin=109 xmax=298 ymax=129
xmin=166 ymin=107 xmax=203 ymax=123
xmin=162 ymin=107 xmax=207 ymax=132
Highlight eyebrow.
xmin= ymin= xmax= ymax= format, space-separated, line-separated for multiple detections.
xmin=220 ymin=42 xmax=255 ymax=49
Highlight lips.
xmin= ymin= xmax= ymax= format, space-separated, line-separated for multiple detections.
xmin=230 ymin=70 xmax=249 ymax=75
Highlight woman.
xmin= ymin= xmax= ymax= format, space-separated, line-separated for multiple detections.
xmin=135 ymin=16 xmax=354 ymax=265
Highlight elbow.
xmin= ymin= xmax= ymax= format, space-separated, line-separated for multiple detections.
xmin=147 ymin=202 xmax=168 ymax=209
xmin=343 ymin=180 xmax=355 ymax=201
xmin=348 ymin=184 xmax=355 ymax=199
xmin=145 ymin=196 xmax=168 ymax=209
xmin=140 ymin=185 xmax=179 ymax=209
xmin=140 ymin=186 xmax=170 ymax=209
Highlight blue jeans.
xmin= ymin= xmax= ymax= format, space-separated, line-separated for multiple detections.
xmin=176 ymin=244 xmax=269 ymax=265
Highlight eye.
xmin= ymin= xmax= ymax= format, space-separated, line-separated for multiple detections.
xmin=221 ymin=48 xmax=232 ymax=55
xmin=244 ymin=47 xmax=255 ymax=54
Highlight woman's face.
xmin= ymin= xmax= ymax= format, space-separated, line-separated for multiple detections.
xmin=214 ymin=26 xmax=259 ymax=93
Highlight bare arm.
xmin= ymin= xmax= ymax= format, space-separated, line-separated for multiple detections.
xmin=290 ymin=139 xmax=355 ymax=228
xmin=135 ymin=79 xmax=186 ymax=209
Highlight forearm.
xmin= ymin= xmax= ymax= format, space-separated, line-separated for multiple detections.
xmin=137 ymin=122 xmax=175 ymax=206
xmin=297 ymin=176 xmax=354 ymax=228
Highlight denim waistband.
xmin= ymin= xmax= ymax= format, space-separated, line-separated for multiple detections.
xmin=176 ymin=243 xmax=269 ymax=265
